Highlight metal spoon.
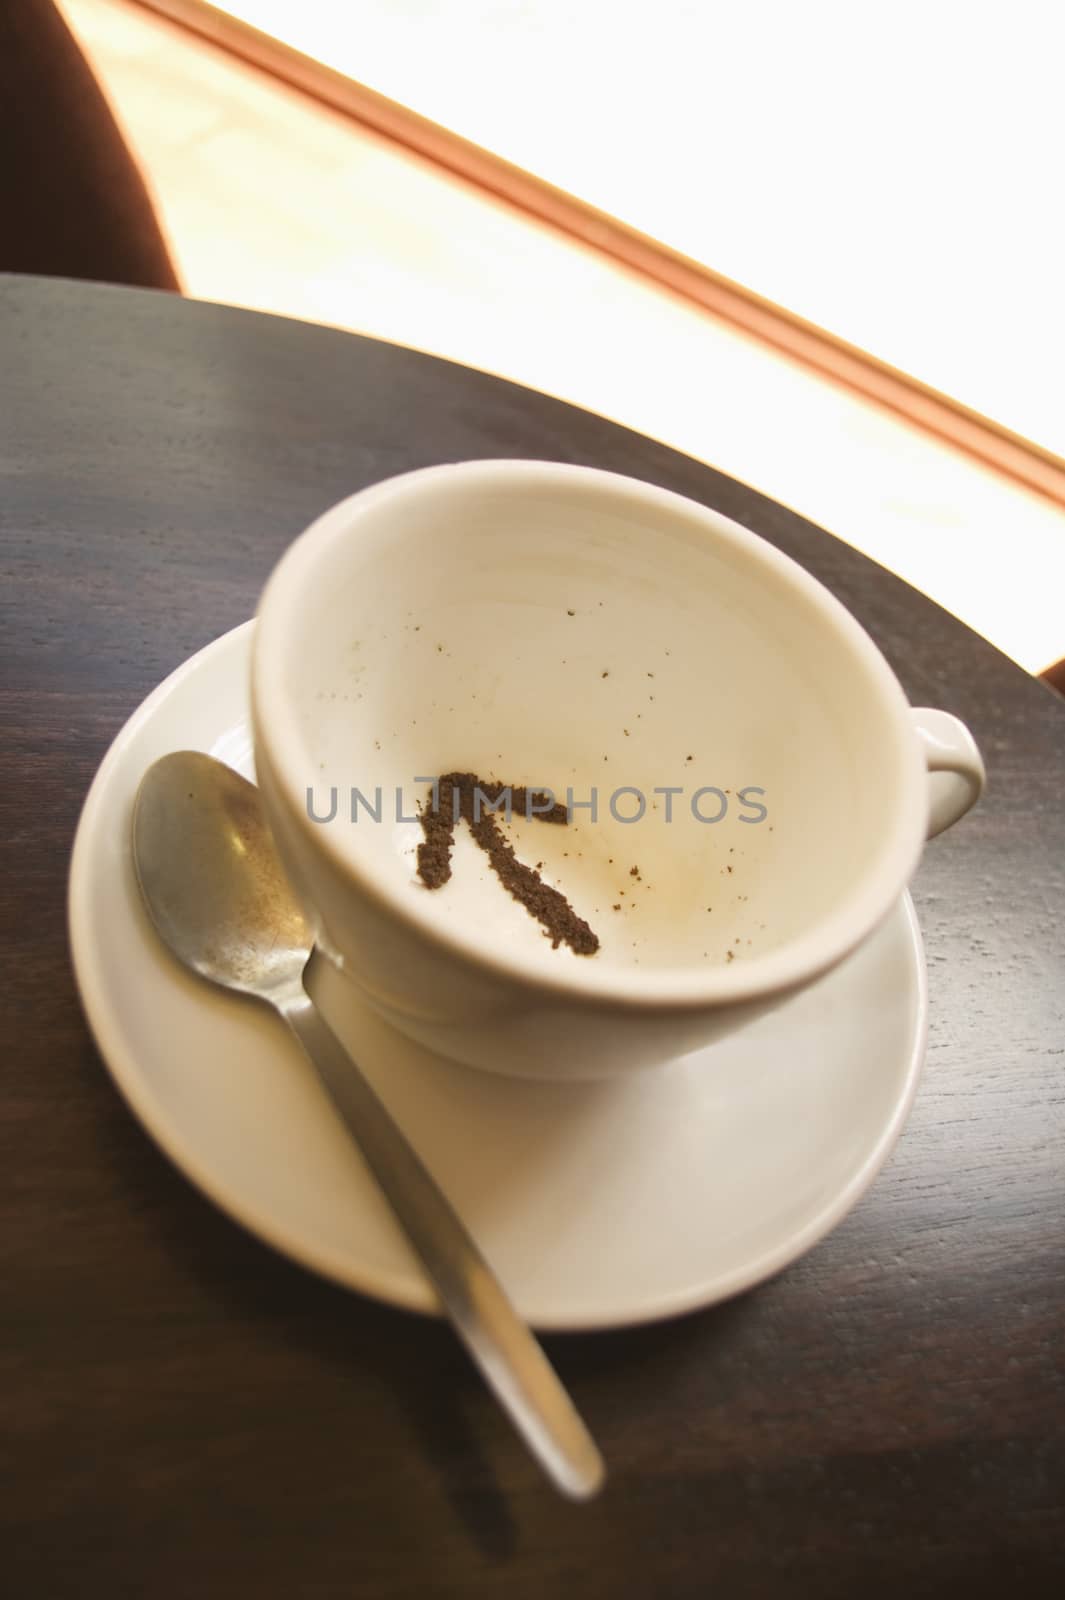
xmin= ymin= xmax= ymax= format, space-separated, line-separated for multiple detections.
xmin=132 ymin=750 xmax=605 ymax=1501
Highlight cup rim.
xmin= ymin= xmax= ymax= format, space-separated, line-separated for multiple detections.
xmin=252 ymin=460 xmax=928 ymax=1012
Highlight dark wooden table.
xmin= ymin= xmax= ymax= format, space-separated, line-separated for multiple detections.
xmin=3 ymin=274 xmax=1063 ymax=1599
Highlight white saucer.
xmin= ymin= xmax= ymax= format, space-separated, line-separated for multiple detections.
xmin=69 ymin=623 xmax=927 ymax=1331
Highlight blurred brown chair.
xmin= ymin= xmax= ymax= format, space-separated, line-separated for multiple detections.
xmin=0 ymin=0 xmax=179 ymax=292
xmin=1041 ymin=658 xmax=1065 ymax=698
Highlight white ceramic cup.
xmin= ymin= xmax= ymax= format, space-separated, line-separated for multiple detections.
xmin=251 ymin=460 xmax=984 ymax=1080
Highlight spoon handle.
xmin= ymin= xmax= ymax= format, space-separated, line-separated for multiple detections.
xmin=280 ymin=991 xmax=605 ymax=1502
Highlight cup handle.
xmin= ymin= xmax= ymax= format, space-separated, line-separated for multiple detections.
xmin=911 ymin=708 xmax=986 ymax=839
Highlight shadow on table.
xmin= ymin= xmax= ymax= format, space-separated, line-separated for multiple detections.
xmin=84 ymin=1030 xmax=759 ymax=1559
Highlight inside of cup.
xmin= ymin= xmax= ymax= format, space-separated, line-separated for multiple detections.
xmin=273 ymin=467 xmax=922 ymax=986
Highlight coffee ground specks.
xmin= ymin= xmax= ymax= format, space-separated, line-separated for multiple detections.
xmin=416 ymin=772 xmax=599 ymax=956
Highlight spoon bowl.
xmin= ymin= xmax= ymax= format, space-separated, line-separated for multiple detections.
xmin=134 ymin=753 xmax=311 ymax=997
